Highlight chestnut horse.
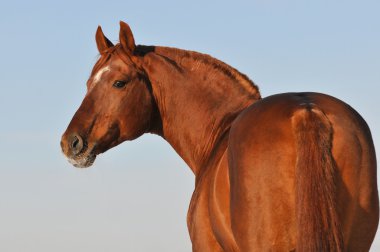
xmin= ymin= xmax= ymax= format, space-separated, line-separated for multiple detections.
xmin=61 ymin=22 xmax=378 ymax=251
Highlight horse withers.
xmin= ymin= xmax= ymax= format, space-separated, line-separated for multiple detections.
xmin=61 ymin=22 xmax=378 ymax=251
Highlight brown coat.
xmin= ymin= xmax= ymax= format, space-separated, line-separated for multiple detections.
xmin=61 ymin=22 xmax=378 ymax=251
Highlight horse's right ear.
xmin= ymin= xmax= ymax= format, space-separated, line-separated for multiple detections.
xmin=119 ymin=21 xmax=136 ymax=54
xmin=95 ymin=26 xmax=114 ymax=54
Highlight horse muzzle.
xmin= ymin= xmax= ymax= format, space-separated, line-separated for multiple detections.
xmin=60 ymin=133 xmax=97 ymax=168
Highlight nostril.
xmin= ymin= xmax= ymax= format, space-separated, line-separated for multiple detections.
xmin=70 ymin=134 xmax=84 ymax=155
xmin=72 ymin=136 xmax=79 ymax=149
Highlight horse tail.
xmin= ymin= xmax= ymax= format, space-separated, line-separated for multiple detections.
xmin=292 ymin=106 xmax=344 ymax=252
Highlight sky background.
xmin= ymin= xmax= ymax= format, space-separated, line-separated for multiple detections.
xmin=0 ymin=1 xmax=379 ymax=251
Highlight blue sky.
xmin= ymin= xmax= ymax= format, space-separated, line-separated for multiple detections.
xmin=0 ymin=1 xmax=379 ymax=251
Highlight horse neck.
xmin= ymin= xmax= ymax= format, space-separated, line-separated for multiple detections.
xmin=141 ymin=46 xmax=261 ymax=176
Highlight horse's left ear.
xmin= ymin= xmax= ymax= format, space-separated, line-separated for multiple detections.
xmin=119 ymin=21 xmax=136 ymax=54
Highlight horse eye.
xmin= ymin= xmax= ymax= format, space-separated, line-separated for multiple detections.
xmin=113 ymin=80 xmax=127 ymax=88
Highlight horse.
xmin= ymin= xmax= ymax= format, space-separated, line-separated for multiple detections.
xmin=60 ymin=22 xmax=379 ymax=251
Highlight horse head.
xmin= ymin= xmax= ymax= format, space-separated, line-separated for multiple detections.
xmin=61 ymin=22 xmax=156 ymax=168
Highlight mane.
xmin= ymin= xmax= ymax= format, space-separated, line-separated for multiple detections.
xmin=91 ymin=44 xmax=261 ymax=100
xmin=153 ymin=46 xmax=261 ymax=99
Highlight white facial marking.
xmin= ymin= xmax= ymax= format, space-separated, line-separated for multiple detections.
xmin=94 ymin=66 xmax=110 ymax=82
xmin=89 ymin=66 xmax=110 ymax=90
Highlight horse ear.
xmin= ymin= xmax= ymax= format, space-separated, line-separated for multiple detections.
xmin=119 ymin=21 xmax=136 ymax=54
xmin=96 ymin=26 xmax=114 ymax=53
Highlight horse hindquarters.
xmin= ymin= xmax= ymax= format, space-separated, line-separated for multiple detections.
xmin=228 ymin=92 xmax=378 ymax=251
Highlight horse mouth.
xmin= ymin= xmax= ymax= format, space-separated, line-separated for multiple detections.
xmin=65 ymin=142 xmax=97 ymax=168
xmin=67 ymin=153 xmax=97 ymax=168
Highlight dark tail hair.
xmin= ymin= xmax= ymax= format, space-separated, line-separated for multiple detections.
xmin=292 ymin=107 xmax=344 ymax=252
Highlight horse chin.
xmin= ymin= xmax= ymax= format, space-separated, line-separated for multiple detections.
xmin=68 ymin=154 xmax=96 ymax=168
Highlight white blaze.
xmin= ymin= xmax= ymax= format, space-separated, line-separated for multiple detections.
xmin=89 ymin=66 xmax=110 ymax=90
xmin=93 ymin=66 xmax=110 ymax=82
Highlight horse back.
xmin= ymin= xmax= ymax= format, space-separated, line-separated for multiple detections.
xmin=227 ymin=92 xmax=378 ymax=251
